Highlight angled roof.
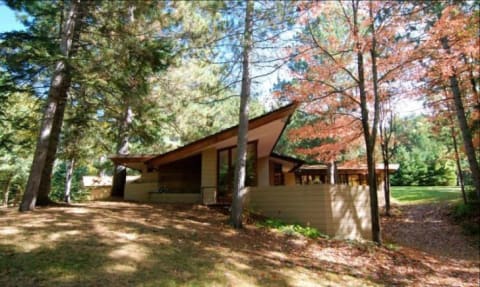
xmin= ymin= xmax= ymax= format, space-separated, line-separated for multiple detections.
xmin=109 ymin=102 xmax=298 ymax=169
xmin=109 ymin=154 xmax=156 ymax=165
xmin=146 ymin=102 xmax=298 ymax=167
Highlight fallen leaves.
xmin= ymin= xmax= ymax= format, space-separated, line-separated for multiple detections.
xmin=0 ymin=201 xmax=478 ymax=287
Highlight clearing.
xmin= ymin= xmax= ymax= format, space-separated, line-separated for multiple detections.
xmin=1 ymin=201 xmax=478 ymax=287
xmin=391 ymin=186 xmax=464 ymax=204
xmin=383 ymin=186 xmax=479 ymax=261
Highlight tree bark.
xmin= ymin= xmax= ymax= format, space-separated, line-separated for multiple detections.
xmin=36 ymin=95 xmax=68 ymax=205
xmin=450 ymin=125 xmax=467 ymax=204
xmin=445 ymin=90 xmax=467 ymax=204
xmin=111 ymin=5 xmax=136 ymax=198
xmin=230 ymin=0 xmax=253 ymax=229
xmin=449 ymin=75 xmax=480 ymax=199
xmin=358 ymin=0 xmax=381 ymax=244
xmin=111 ymin=105 xmax=133 ymax=197
xmin=382 ymin=155 xmax=391 ymax=215
xmin=3 ymin=175 xmax=13 ymax=207
xmin=380 ymin=107 xmax=394 ymax=216
xmin=64 ymin=158 xmax=75 ymax=203
xmin=441 ymin=37 xmax=480 ymax=199
xmin=19 ymin=0 xmax=83 ymax=211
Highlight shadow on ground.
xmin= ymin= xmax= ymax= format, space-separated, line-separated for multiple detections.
xmin=0 ymin=201 xmax=478 ymax=287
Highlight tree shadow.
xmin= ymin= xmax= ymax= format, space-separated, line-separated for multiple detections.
xmin=0 ymin=201 xmax=477 ymax=286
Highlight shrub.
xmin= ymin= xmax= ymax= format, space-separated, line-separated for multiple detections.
xmin=259 ymin=218 xmax=328 ymax=239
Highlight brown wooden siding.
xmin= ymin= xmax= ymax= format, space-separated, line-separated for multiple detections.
xmin=157 ymin=154 xmax=201 ymax=193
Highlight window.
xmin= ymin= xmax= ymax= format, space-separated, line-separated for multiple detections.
xmin=272 ymin=163 xmax=284 ymax=185
xmin=217 ymin=142 xmax=257 ymax=198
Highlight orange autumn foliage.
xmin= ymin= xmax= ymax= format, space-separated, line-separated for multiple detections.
xmin=278 ymin=1 xmax=422 ymax=163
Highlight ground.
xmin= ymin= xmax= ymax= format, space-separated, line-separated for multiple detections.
xmin=1 ymin=200 xmax=478 ymax=287
xmin=382 ymin=203 xmax=479 ymax=261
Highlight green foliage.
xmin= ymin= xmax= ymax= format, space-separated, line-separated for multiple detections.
xmin=50 ymin=162 xmax=89 ymax=202
xmin=259 ymin=218 xmax=328 ymax=239
xmin=0 ymin=92 xmax=40 ymax=202
xmin=391 ymin=116 xmax=457 ymax=186
xmin=452 ymin=202 xmax=480 ymax=236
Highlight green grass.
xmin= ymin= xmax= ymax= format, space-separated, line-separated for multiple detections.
xmin=391 ymin=186 xmax=463 ymax=204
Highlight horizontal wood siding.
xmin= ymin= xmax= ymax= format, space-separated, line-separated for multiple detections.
xmin=157 ymin=154 xmax=201 ymax=193
xmin=246 ymin=185 xmax=372 ymax=240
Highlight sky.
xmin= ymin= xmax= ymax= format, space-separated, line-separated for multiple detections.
xmin=0 ymin=4 xmax=24 ymax=33
xmin=0 ymin=3 xmax=423 ymax=117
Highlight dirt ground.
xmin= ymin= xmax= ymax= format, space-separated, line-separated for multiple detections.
xmin=0 ymin=201 xmax=478 ymax=287
xmin=381 ymin=203 xmax=479 ymax=261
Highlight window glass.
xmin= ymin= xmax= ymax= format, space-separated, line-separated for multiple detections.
xmin=217 ymin=142 xmax=257 ymax=197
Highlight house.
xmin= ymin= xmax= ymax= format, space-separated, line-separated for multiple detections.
xmin=82 ymin=175 xmax=140 ymax=200
xmin=108 ymin=103 xmax=389 ymax=240
xmin=109 ymin=103 xmax=302 ymax=205
xmin=295 ymin=163 xmax=399 ymax=186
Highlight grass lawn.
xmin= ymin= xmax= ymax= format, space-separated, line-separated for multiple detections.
xmin=0 ymin=201 xmax=478 ymax=287
xmin=391 ymin=186 xmax=464 ymax=204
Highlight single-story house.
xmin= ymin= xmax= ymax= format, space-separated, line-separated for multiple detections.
xmin=108 ymin=103 xmax=394 ymax=240
xmin=109 ymin=103 xmax=303 ymax=205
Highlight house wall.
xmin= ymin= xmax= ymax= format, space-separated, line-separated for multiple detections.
xmin=157 ymin=154 xmax=201 ymax=193
xmin=201 ymin=148 xmax=216 ymax=188
xmin=201 ymin=148 xmax=217 ymax=204
xmin=284 ymin=173 xmax=296 ymax=186
xmin=124 ymin=182 xmax=158 ymax=202
xmin=86 ymin=187 xmax=111 ymax=200
xmin=150 ymin=193 xmax=201 ymax=204
xmin=245 ymin=185 xmax=372 ymax=241
xmin=138 ymin=171 xmax=158 ymax=183
xmin=257 ymin=157 xmax=270 ymax=186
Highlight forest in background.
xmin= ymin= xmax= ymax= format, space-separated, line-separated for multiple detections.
xmin=0 ymin=0 xmax=478 ymax=236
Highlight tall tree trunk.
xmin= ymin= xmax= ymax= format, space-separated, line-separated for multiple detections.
xmin=3 ymin=175 xmax=13 ymax=207
xmin=445 ymin=90 xmax=467 ymax=204
xmin=450 ymin=125 xmax=467 ymax=204
xmin=358 ymin=0 xmax=381 ymax=244
xmin=64 ymin=158 xmax=75 ymax=203
xmin=380 ymin=105 xmax=394 ymax=216
xmin=111 ymin=6 xmax=136 ymax=198
xmin=441 ymin=37 xmax=480 ymax=199
xmin=449 ymin=75 xmax=480 ymax=199
xmin=230 ymin=0 xmax=253 ymax=229
xmin=383 ymin=160 xmax=391 ymax=215
xmin=36 ymin=96 xmax=68 ymax=205
xmin=111 ymin=105 xmax=133 ymax=197
xmin=19 ymin=0 xmax=83 ymax=211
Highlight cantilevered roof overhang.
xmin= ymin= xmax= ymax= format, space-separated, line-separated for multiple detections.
xmin=109 ymin=103 xmax=297 ymax=170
